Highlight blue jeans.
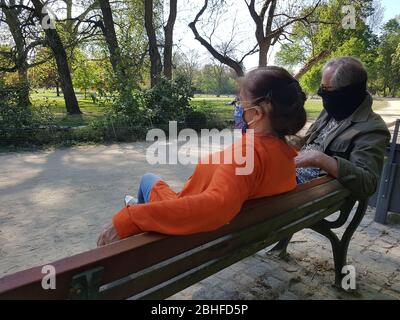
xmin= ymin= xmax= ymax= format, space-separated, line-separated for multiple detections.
xmin=137 ymin=173 xmax=162 ymax=204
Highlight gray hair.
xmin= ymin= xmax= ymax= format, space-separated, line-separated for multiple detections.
xmin=322 ymin=56 xmax=368 ymax=88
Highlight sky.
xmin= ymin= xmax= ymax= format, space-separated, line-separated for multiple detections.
xmin=173 ymin=0 xmax=400 ymax=71
xmin=382 ymin=0 xmax=400 ymax=22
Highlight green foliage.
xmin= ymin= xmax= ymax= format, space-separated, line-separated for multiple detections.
xmin=184 ymin=109 xmax=207 ymax=131
xmin=299 ymin=62 xmax=324 ymax=94
xmin=193 ymin=64 xmax=237 ymax=95
xmin=0 ymin=82 xmax=55 ymax=146
xmin=276 ymin=0 xmax=384 ymax=94
xmin=275 ymin=43 xmax=307 ymax=74
xmin=72 ymin=50 xmax=104 ymax=98
xmin=190 ymin=100 xmax=229 ymax=130
xmin=144 ymin=74 xmax=195 ymax=125
xmin=374 ymin=19 xmax=400 ymax=96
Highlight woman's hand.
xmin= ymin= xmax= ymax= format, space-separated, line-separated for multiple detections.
xmin=97 ymin=222 xmax=120 ymax=247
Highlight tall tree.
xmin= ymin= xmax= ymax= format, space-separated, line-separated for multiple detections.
xmin=163 ymin=0 xmax=177 ymax=79
xmin=98 ymin=0 xmax=125 ymax=78
xmin=31 ymin=0 xmax=81 ymax=114
xmin=377 ymin=19 xmax=400 ymax=97
xmin=276 ymin=0 xmax=382 ymax=89
xmin=189 ymin=0 xmax=323 ymax=77
xmin=0 ymin=0 xmax=31 ymax=107
xmin=144 ymin=0 xmax=179 ymax=86
xmin=144 ymin=0 xmax=162 ymax=87
xmin=189 ymin=0 xmax=250 ymax=77
xmin=245 ymin=0 xmax=322 ymax=67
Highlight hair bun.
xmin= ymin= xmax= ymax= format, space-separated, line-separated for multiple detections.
xmin=270 ymin=81 xmax=306 ymax=107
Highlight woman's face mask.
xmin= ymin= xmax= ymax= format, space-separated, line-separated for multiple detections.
xmin=234 ymin=103 xmax=257 ymax=133
xmin=317 ymin=82 xmax=367 ymax=121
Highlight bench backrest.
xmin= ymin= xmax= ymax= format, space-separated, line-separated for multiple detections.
xmin=0 ymin=176 xmax=354 ymax=300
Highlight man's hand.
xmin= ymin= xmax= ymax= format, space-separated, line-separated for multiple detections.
xmin=295 ymin=150 xmax=325 ymax=168
xmin=295 ymin=150 xmax=339 ymax=178
xmin=97 ymin=222 xmax=120 ymax=247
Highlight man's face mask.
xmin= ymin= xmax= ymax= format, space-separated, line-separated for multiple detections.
xmin=317 ymin=82 xmax=367 ymax=121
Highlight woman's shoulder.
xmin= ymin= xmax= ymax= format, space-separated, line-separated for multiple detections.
xmin=253 ymin=134 xmax=298 ymax=159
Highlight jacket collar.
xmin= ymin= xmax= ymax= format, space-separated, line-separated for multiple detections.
xmin=306 ymin=92 xmax=373 ymax=146
xmin=347 ymin=93 xmax=373 ymax=123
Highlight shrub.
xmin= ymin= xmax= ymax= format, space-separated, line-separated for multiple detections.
xmin=144 ymin=74 xmax=195 ymax=126
xmin=0 ymin=82 xmax=55 ymax=146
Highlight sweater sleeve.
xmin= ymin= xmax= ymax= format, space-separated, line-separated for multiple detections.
xmin=112 ymin=159 xmax=261 ymax=239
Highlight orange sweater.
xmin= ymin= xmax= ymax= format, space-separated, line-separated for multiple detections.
xmin=113 ymin=134 xmax=297 ymax=239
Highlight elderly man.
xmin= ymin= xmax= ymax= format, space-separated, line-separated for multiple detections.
xmin=295 ymin=56 xmax=390 ymax=200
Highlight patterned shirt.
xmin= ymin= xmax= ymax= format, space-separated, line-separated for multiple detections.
xmin=296 ymin=117 xmax=343 ymax=183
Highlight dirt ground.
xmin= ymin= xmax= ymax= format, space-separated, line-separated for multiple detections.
xmin=0 ymin=142 xmax=194 ymax=276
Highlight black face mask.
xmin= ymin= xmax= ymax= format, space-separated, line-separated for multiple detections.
xmin=317 ymin=82 xmax=367 ymax=121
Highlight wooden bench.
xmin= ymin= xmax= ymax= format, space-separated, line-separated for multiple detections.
xmin=0 ymin=176 xmax=367 ymax=300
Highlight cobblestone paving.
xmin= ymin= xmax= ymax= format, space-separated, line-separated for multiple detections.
xmin=169 ymin=207 xmax=400 ymax=300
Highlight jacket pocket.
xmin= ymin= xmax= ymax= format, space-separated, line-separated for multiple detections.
xmin=327 ymin=129 xmax=359 ymax=156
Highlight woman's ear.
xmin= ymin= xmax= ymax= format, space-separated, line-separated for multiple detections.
xmin=252 ymin=105 xmax=265 ymax=121
xmin=263 ymin=101 xmax=273 ymax=114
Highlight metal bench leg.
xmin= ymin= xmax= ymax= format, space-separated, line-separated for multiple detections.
xmin=310 ymin=200 xmax=368 ymax=287
xmin=270 ymin=235 xmax=293 ymax=259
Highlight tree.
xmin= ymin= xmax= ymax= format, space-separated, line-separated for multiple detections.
xmin=0 ymin=0 xmax=31 ymax=106
xmin=144 ymin=0 xmax=162 ymax=87
xmin=31 ymin=0 xmax=81 ymax=114
xmin=163 ymin=0 xmax=177 ymax=79
xmin=276 ymin=0 xmax=382 ymax=91
xmin=98 ymin=0 xmax=124 ymax=78
xmin=72 ymin=50 xmax=102 ymax=98
xmin=189 ymin=0 xmax=324 ymax=77
xmin=173 ymin=49 xmax=201 ymax=83
xmin=29 ymin=48 xmax=60 ymax=93
xmin=376 ymin=18 xmax=400 ymax=97
xmin=144 ymin=0 xmax=178 ymax=86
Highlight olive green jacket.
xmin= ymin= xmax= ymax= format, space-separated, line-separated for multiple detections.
xmin=303 ymin=93 xmax=391 ymax=199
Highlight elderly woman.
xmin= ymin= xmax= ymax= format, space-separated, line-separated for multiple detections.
xmin=97 ymin=66 xmax=307 ymax=246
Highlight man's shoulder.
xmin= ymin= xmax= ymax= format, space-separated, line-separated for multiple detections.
xmin=360 ymin=110 xmax=390 ymax=134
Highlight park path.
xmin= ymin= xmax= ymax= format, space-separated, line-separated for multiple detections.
xmin=0 ymin=99 xmax=399 ymax=299
xmin=300 ymin=98 xmax=400 ymax=135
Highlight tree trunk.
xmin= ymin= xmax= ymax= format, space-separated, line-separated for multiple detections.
xmin=98 ymin=0 xmax=124 ymax=77
xmin=56 ymin=81 xmax=60 ymax=97
xmin=163 ymin=0 xmax=177 ymax=80
xmin=144 ymin=0 xmax=162 ymax=87
xmin=1 ymin=0 xmax=31 ymax=107
xmin=294 ymin=50 xmax=330 ymax=80
xmin=17 ymin=68 xmax=31 ymax=107
xmin=258 ymin=42 xmax=268 ymax=67
xmin=189 ymin=0 xmax=244 ymax=77
xmin=31 ymin=0 xmax=81 ymax=115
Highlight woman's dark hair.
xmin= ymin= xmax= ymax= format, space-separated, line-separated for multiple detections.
xmin=240 ymin=66 xmax=307 ymax=139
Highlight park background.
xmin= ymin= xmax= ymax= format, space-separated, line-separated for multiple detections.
xmin=1 ymin=0 xmax=400 ymax=300
xmin=0 ymin=0 xmax=399 ymax=150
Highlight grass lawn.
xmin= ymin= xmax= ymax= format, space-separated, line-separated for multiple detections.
xmin=31 ymin=89 xmax=106 ymax=127
xmin=31 ymin=91 xmax=389 ymax=127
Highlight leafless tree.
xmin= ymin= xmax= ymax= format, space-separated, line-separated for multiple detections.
xmin=189 ymin=0 xmax=324 ymax=76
